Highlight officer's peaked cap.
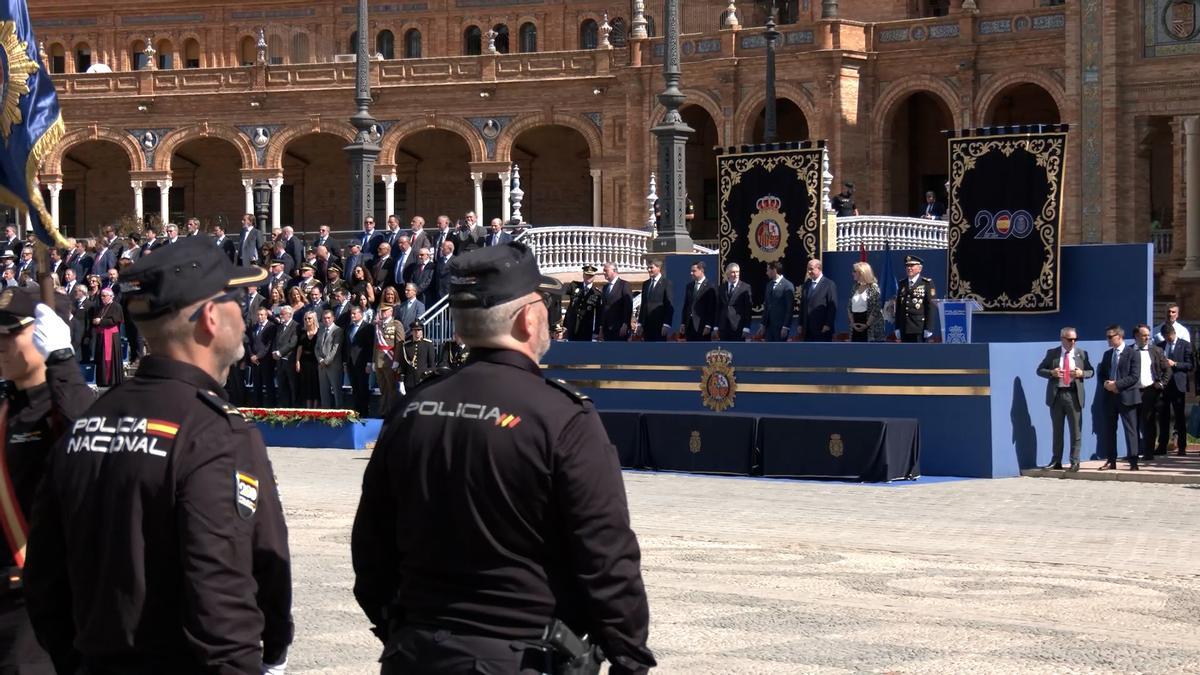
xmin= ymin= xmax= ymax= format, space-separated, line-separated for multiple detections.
xmin=905 ymin=255 xmax=924 ymax=266
xmin=449 ymin=242 xmax=562 ymax=309
xmin=120 ymin=236 xmax=267 ymax=320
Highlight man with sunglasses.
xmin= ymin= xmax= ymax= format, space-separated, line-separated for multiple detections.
xmin=353 ymin=242 xmax=654 ymax=675
xmin=24 ymin=236 xmax=293 ymax=674
xmin=0 ymin=288 xmax=93 ymax=673
xmin=1036 ymin=327 xmax=1093 ymax=471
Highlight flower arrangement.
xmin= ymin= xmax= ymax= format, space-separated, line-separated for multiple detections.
xmin=240 ymin=407 xmax=363 ymax=428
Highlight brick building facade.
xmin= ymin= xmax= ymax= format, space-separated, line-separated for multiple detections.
xmin=24 ymin=0 xmax=1200 ymax=300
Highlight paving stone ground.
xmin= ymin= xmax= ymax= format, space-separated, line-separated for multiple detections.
xmin=272 ymin=447 xmax=1200 ymax=674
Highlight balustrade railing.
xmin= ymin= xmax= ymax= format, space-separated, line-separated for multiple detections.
xmin=1151 ymin=230 xmax=1173 ymax=257
xmin=834 ymin=216 xmax=948 ymax=251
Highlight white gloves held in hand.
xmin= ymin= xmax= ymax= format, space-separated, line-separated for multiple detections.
xmin=33 ymin=304 xmax=73 ymax=358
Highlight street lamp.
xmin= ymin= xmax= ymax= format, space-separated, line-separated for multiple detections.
xmin=253 ymin=180 xmax=271 ymax=231
xmin=649 ymin=0 xmax=694 ymax=253
xmin=763 ymin=9 xmax=779 ymax=144
xmin=344 ymin=0 xmax=381 ymax=231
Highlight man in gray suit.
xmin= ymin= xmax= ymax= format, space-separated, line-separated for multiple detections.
xmin=758 ymin=261 xmax=795 ymax=342
xmin=396 ymin=283 xmax=425 ymax=329
xmin=316 ymin=308 xmax=345 ymax=409
xmin=1036 ymin=326 xmax=1094 ymax=471
xmin=238 ymin=213 xmax=264 ymax=266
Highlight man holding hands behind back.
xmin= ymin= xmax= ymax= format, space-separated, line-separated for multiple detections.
xmin=1037 ymin=326 xmax=1093 ymax=471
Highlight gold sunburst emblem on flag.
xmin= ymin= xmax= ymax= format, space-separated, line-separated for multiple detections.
xmin=0 ymin=21 xmax=40 ymax=143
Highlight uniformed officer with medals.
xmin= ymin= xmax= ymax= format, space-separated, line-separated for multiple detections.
xmin=895 ymin=255 xmax=936 ymax=343
xmin=373 ymin=303 xmax=405 ymax=414
xmin=398 ymin=319 xmax=438 ymax=394
xmin=564 ymin=264 xmax=601 ymax=341
xmin=0 ymin=288 xmax=93 ymax=674
xmin=353 ymin=242 xmax=655 ymax=674
xmin=23 ymin=236 xmax=293 ymax=674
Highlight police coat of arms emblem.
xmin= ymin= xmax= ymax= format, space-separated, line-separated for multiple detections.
xmin=747 ymin=195 xmax=788 ymax=264
xmin=829 ymin=433 xmax=844 ymax=458
xmin=700 ymin=348 xmax=736 ymax=412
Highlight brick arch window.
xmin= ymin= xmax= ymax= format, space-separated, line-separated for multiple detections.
xmin=267 ymin=34 xmax=284 ymax=64
xmin=580 ymin=19 xmax=598 ymax=49
xmin=183 ymin=38 xmax=200 ymax=68
xmin=74 ymin=42 xmax=92 ymax=72
xmin=48 ymin=42 xmax=66 ymax=73
xmin=404 ymin=28 xmax=421 ymax=58
xmin=348 ymin=31 xmax=357 ymax=54
xmin=291 ymin=33 xmax=310 ymax=64
xmin=645 ymin=15 xmax=656 ymax=37
xmin=464 ymin=25 xmax=482 ymax=55
xmin=376 ymin=30 xmax=394 ymax=59
xmin=239 ymin=35 xmax=256 ymax=65
xmin=518 ymin=22 xmax=536 ymax=53
xmin=492 ymin=24 xmax=509 ymax=54
xmin=131 ymin=39 xmax=148 ymax=70
xmin=156 ymin=39 xmax=173 ymax=69
xmin=610 ymin=17 xmax=627 ymax=46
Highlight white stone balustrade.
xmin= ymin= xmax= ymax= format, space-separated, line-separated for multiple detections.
xmin=516 ymin=226 xmax=714 ymax=273
xmin=834 ymin=216 xmax=949 ymax=251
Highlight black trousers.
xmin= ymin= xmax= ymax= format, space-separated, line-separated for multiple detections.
xmin=642 ymin=322 xmax=666 ymax=342
xmin=0 ymin=595 xmax=56 ymax=674
xmin=380 ymin=626 xmax=552 ymax=675
xmin=349 ymin=366 xmax=371 ymax=416
xmin=251 ymin=362 xmax=277 ymax=406
xmin=1105 ymin=399 xmax=1139 ymax=466
xmin=276 ymin=359 xmax=297 ymax=407
xmin=1158 ymin=384 xmax=1187 ymax=453
xmin=901 ymin=332 xmax=925 ymax=343
xmin=1138 ymin=386 xmax=1162 ymax=456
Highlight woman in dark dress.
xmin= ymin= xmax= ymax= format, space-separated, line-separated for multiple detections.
xmin=295 ymin=311 xmax=321 ymax=408
xmin=91 ymin=287 xmax=124 ymax=386
xmin=848 ymin=261 xmax=884 ymax=343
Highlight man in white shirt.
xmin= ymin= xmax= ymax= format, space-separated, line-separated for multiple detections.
xmin=1133 ymin=323 xmax=1170 ymax=462
xmin=1036 ymin=326 xmax=1092 ymax=471
xmin=1154 ymin=303 xmax=1191 ymax=346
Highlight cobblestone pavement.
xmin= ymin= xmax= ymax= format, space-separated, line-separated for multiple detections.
xmin=272 ymin=447 xmax=1200 ymax=674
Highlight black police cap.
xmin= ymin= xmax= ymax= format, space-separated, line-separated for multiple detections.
xmin=905 ymin=255 xmax=924 ymax=266
xmin=0 ymin=286 xmax=70 ymax=334
xmin=449 ymin=242 xmax=561 ymax=309
xmin=120 ymin=236 xmax=267 ymax=320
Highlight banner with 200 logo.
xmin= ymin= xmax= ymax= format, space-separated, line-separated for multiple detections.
xmin=946 ymin=129 xmax=1067 ymax=313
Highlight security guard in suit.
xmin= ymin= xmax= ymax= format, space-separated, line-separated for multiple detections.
xmin=0 ymin=288 xmax=93 ymax=674
xmin=398 ymin=320 xmax=438 ymax=395
xmin=23 ymin=236 xmax=293 ymax=674
xmin=352 ymin=242 xmax=655 ymax=674
xmin=564 ymin=264 xmax=601 ymax=341
xmin=895 ymin=255 xmax=936 ymax=343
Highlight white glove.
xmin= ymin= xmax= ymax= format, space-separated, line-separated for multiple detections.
xmin=923 ymin=330 xmax=933 ymax=339
xmin=262 ymin=659 xmax=287 ymax=675
xmin=33 ymin=303 xmax=72 ymax=358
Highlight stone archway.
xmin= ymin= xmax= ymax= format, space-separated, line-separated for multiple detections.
xmin=59 ymin=140 xmax=135 ymax=236
xmin=169 ymin=137 xmax=247 ymax=230
xmin=495 ymin=112 xmax=603 ymax=164
xmin=280 ymin=133 xmax=353 ymax=231
xmin=982 ymin=82 xmax=1063 ymax=126
xmin=380 ymin=116 xmax=487 ymax=165
xmin=976 ymin=72 xmax=1066 ymax=127
xmin=44 ymin=126 xmax=144 ymax=175
xmin=734 ymin=82 xmax=821 ymax=144
xmin=392 ymin=129 xmax=474 ymax=224
xmin=264 ymin=120 xmax=356 ymax=170
xmin=155 ymin=124 xmax=256 ymax=172
xmin=749 ymin=98 xmax=811 ymax=144
xmin=509 ymin=124 xmax=592 ymax=226
xmin=680 ymin=105 xmax=720 ymax=239
xmin=882 ymin=91 xmax=954 ymax=217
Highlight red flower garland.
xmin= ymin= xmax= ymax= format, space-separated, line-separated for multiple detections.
xmin=239 ymin=407 xmax=363 ymax=428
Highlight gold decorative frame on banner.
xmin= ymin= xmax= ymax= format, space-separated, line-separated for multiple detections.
xmin=947 ymin=132 xmax=1066 ymax=313
xmin=717 ymin=147 xmax=825 ymax=268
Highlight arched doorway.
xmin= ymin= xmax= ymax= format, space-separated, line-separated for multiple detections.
xmin=281 ymin=133 xmax=351 ymax=232
xmin=886 ymin=92 xmax=952 ymax=216
xmin=509 ymin=125 xmax=591 ymax=226
xmin=750 ymin=98 xmax=809 ymax=144
xmin=60 ymin=141 xmax=133 ymax=236
xmin=169 ymin=138 xmax=245 ymax=231
xmin=681 ymin=105 xmax=719 ymax=239
xmin=985 ymin=83 xmax=1062 ymax=126
xmin=393 ymin=130 xmax=473 ymax=224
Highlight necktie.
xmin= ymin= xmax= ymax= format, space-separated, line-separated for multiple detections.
xmin=1061 ymin=350 xmax=1071 ymax=386
xmin=1112 ymin=349 xmax=1119 ymax=375
xmin=350 ymin=323 xmax=358 ymax=341
xmin=728 ymin=283 xmax=734 ymax=296
xmin=1168 ymin=342 xmax=1174 ymax=359
xmin=649 ymin=277 xmax=656 ymax=292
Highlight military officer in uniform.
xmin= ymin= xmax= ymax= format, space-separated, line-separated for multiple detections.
xmin=564 ymin=264 xmax=601 ymax=341
xmin=895 ymin=255 xmax=936 ymax=343
xmin=373 ymin=303 xmax=405 ymax=414
xmin=352 ymin=242 xmax=654 ymax=674
xmin=24 ymin=236 xmax=293 ymax=674
xmin=0 ymin=288 xmax=93 ymax=674
xmin=398 ymin=320 xmax=438 ymax=395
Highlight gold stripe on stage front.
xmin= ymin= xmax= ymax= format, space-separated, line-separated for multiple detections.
xmin=546 ymin=364 xmax=989 ymax=376
xmin=564 ymin=379 xmax=990 ymax=397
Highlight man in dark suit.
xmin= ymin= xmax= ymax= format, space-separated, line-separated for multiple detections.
xmin=372 ymin=242 xmax=396 ymax=294
xmin=344 ymin=305 xmax=375 ymax=416
xmin=396 ymin=283 xmax=425 ymax=329
xmin=408 ymin=216 xmax=432 ymax=253
xmin=453 ymin=212 xmax=485 ymax=253
xmin=432 ymin=240 xmax=456 ymax=303
xmin=248 ymin=306 xmax=278 ymax=406
xmin=1036 ymin=326 xmax=1094 ymax=471
xmin=407 ymin=247 xmax=436 ymax=306
xmin=0 ymin=225 xmax=18 ymax=256
xmin=714 ymin=262 xmax=752 ymax=341
xmin=392 ymin=235 xmax=415 ymax=285
xmin=797 ymin=258 xmax=836 ymax=342
xmin=680 ymin=261 xmax=716 ymax=342
xmin=1098 ymin=325 xmax=1141 ymax=471
xmin=636 ymin=260 xmax=673 ymax=341
xmin=343 ymin=242 xmax=364 ymax=279
xmin=66 ymin=240 xmax=92 ymax=279
xmin=269 ymin=242 xmax=295 ymax=277
xmin=315 ymin=308 xmax=345 ymax=409
xmin=360 ymin=217 xmax=384 ymax=263
xmin=917 ymin=191 xmax=945 ymax=220
xmin=280 ymin=226 xmax=305 ymax=273
xmin=332 ymin=288 xmax=354 ymax=330
xmin=758 ymin=261 xmax=795 ymax=342
xmin=238 ymin=213 xmax=264 ymax=266
xmin=139 ymin=226 xmax=162 ymax=256
xmin=1158 ymin=324 xmax=1193 ymax=456
xmin=212 ymin=224 xmax=238 ymax=263
xmin=483 ymin=218 xmax=513 ymax=248
xmin=1131 ymin=323 xmax=1171 ymax=461
xmin=271 ymin=305 xmax=299 ymax=407
xmin=596 ymin=262 xmax=632 ymax=341
xmin=242 ymin=284 xmax=266 ymax=330
xmin=312 ymin=225 xmax=336 ymax=261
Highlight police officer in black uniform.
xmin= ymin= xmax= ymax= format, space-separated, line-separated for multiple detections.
xmin=831 ymin=181 xmax=858 ymax=217
xmin=24 ymin=236 xmax=294 ymax=674
xmin=399 ymin=319 xmax=438 ymax=394
xmin=0 ymin=287 xmax=93 ymax=674
xmin=895 ymin=254 xmax=936 ymax=343
xmin=564 ymin=264 xmax=601 ymax=342
xmin=352 ymin=242 xmax=655 ymax=674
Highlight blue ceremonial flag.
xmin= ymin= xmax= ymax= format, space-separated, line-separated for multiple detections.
xmin=878 ymin=240 xmax=899 ymax=333
xmin=0 ymin=0 xmax=65 ymax=247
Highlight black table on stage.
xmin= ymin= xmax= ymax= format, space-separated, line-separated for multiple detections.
xmin=640 ymin=411 xmax=758 ymax=475
xmin=757 ymin=415 xmax=920 ymax=482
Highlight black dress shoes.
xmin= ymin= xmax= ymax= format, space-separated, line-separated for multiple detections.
xmin=1177 ymin=450 xmax=1188 ymax=456
xmin=1042 ymin=463 xmax=1064 ymax=471
xmin=1098 ymin=462 xmax=1117 ymax=470
xmin=1068 ymin=461 xmax=1080 ymax=472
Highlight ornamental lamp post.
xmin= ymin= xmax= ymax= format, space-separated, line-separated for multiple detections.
xmin=253 ymin=180 xmax=271 ymax=231
xmin=649 ymin=0 xmax=694 ymax=253
xmin=343 ymin=0 xmax=381 ymax=232
xmin=763 ymin=12 xmax=779 ymax=143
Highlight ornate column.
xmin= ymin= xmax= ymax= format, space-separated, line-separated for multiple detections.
xmin=646 ymin=172 xmax=658 ymax=232
xmin=156 ymin=178 xmax=171 ymax=225
xmin=269 ymin=176 xmax=283 ymax=230
xmin=344 ymin=0 xmax=380 ymax=234
xmin=509 ymin=164 xmax=524 ymax=225
xmin=498 ymin=169 xmax=512 ymax=224
xmin=470 ymin=172 xmax=485 ymax=221
xmin=47 ymin=182 xmax=62 ymax=229
xmin=382 ymin=172 xmax=398 ymax=219
xmin=649 ymin=0 xmax=695 ymax=252
xmin=242 ymin=178 xmax=254 ymax=214
xmin=1184 ymin=117 xmax=1200 ymax=273
xmin=631 ymin=0 xmax=648 ymax=39
xmin=132 ymin=181 xmax=144 ymax=222
xmin=590 ymin=169 xmax=603 ymax=227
